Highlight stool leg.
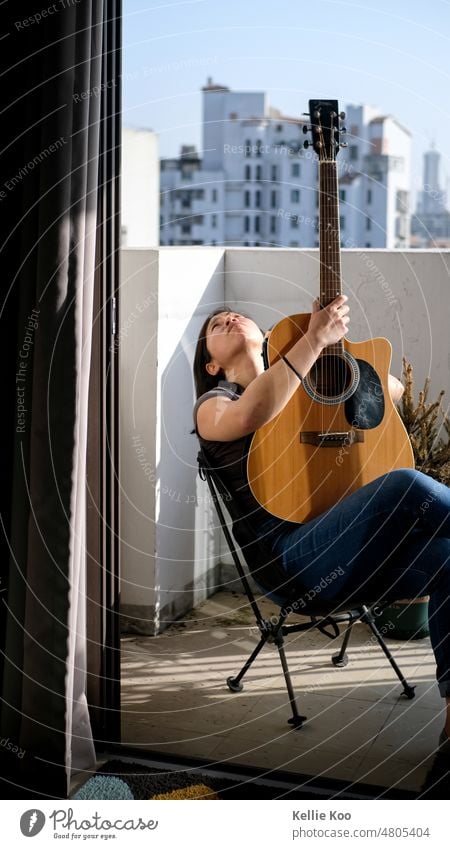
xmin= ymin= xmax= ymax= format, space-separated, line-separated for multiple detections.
xmin=361 ymin=606 xmax=416 ymax=699
xmin=332 ymin=622 xmax=353 ymax=667
xmin=274 ymin=635 xmax=307 ymax=729
xmin=227 ymin=634 xmax=267 ymax=692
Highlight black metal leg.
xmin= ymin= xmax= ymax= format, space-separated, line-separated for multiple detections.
xmin=361 ymin=606 xmax=416 ymax=699
xmin=227 ymin=633 xmax=268 ymax=692
xmin=332 ymin=622 xmax=353 ymax=667
xmin=274 ymin=635 xmax=307 ymax=729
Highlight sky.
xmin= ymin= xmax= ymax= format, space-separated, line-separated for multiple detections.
xmin=122 ymin=0 xmax=450 ymax=197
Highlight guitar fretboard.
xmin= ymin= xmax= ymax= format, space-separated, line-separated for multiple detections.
xmin=319 ymin=160 xmax=342 ymax=354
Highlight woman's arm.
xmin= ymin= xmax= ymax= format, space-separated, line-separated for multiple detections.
xmin=196 ymin=296 xmax=349 ymax=441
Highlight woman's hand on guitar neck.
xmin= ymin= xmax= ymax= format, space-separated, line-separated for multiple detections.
xmin=305 ymin=294 xmax=350 ymax=352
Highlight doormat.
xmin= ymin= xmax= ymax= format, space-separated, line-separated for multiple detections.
xmin=70 ymin=758 xmax=327 ymax=800
xmin=70 ymin=756 xmax=419 ymax=801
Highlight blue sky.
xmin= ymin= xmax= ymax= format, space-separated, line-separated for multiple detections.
xmin=123 ymin=0 xmax=450 ymax=195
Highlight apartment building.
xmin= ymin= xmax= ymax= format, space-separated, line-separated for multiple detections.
xmin=160 ymin=81 xmax=411 ymax=249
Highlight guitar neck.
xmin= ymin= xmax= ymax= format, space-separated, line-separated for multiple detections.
xmin=319 ymin=160 xmax=342 ymax=355
xmin=319 ymin=160 xmax=342 ymax=306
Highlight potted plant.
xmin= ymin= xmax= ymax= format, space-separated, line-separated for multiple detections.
xmin=375 ymin=358 xmax=450 ymax=639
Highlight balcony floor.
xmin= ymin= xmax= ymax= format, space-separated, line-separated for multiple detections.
xmin=119 ymin=590 xmax=445 ymax=796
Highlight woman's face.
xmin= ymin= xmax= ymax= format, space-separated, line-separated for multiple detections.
xmin=205 ymin=311 xmax=264 ymax=372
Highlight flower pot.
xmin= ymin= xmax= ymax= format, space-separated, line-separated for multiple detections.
xmin=374 ymin=596 xmax=430 ymax=640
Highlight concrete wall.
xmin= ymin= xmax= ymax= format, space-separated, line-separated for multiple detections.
xmin=119 ymin=249 xmax=159 ymax=633
xmin=120 ymin=247 xmax=450 ymax=631
xmin=224 ymin=249 xmax=450 ymax=403
xmin=120 ymin=247 xmax=226 ymax=634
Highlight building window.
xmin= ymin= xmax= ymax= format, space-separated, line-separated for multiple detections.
xmin=271 ymin=164 xmax=277 ymax=181
xmin=254 ymin=241 xmax=260 ymax=246
xmin=254 ymin=216 xmax=260 ymax=233
xmin=211 ymin=240 xmax=216 ymax=245
xmin=256 ymin=140 xmax=262 ymax=157
xmin=290 ymin=216 xmax=299 ymax=229
xmin=340 ymin=216 xmax=345 ymax=230
xmin=244 ymin=241 xmax=249 ymax=246
xmin=292 ymin=163 xmax=300 ymax=177
xmin=271 ymin=190 xmax=277 ymax=208
xmin=366 ymin=216 xmax=371 ymax=230
xmin=181 ymin=224 xmax=191 ymax=234
xmin=245 ymin=139 xmax=251 ymax=156
xmin=276 ymin=124 xmax=283 ymax=132
xmin=367 ymin=188 xmax=372 ymax=204
xmin=256 ymin=164 xmax=262 ymax=181
xmin=291 ymin=189 xmax=300 ymax=203
xmin=244 ymin=190 xmax=251 ymax=206
xmin=244 ymin=216 xmax=250 ymax=233
xmin=339 ymin=189 xmax=346 ymax=202
xmin=212 ymin=214 xmax=217 ymax=228
xmin=212 ymin=189 xmax=218 ymax=202
xmin=349 ymin=145 xmax=358 ymax=161
xmin=290 ymin=241 xmax=299 ymax=247
xmin=255 ymin=190 xmax=261 ymax=208
xmin=365 ymin=242 xmax=371 ymax=247
xmin=245 ymin=164 xmax=251 ymax=180
xmin=270 ymin=216 xmax=276 ymax=234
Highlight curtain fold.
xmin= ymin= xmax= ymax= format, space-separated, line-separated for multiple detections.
xmin=0 ymin=0 xmax=116 ymax=798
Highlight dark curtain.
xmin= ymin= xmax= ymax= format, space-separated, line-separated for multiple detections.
xmin=0 ymin=1 xmax=121 ymax=798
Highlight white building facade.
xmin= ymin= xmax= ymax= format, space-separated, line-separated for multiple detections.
xmin=160 ymin=82 xmax=411 ymax=249
xmin=121 ymin=127 xmax=159 ymax=247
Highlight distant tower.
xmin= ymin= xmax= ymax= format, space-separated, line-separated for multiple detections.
xmin=417 ymin=145 xmax=446 ymax=214
xmin=411 ymin=144 xmax=450 ymax=245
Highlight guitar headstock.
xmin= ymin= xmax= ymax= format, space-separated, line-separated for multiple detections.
xmin=302 ymin=99 xmax=346 ymax=161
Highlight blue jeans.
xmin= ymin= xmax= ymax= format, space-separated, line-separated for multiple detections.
xmin=265 ymin=469 xmax=450 ymax=698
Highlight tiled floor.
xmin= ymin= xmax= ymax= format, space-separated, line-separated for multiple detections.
xmin=119 ymin=591 xmax=444 ymax=795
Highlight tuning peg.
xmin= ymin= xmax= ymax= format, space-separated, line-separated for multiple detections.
xmin=339 ymin=111 xmax=346 ymax=120
xmin=340 ymin=142 xmax=348 ymax=147
xmin=303 ymin=140 xmax=312 ymax=149
xmin=302 ymin=125 xmax=310 ymax=134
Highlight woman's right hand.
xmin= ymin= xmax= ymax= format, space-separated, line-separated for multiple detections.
xmin=305 ymin=294 xmax=350 ymax=351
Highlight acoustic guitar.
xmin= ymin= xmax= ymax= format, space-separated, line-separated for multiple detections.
xmin=247 ymin=98 xmax=414 ymax=523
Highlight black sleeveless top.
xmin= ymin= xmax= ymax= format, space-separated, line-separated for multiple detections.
xmin=193 ymin=379 xmax=299 ymax=544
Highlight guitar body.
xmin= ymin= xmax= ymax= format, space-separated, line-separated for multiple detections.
xmin=247 ymin=313 xmax=414 ymax=523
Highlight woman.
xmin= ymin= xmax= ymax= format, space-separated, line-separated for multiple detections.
xmin=192 ymin=297 xmax=450 ymax=751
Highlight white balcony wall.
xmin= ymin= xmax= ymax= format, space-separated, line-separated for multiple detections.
xmin=120 ymin=247 xmax=225 ymax=634
xmin=120 ymin=248 xmax=450 ymax=633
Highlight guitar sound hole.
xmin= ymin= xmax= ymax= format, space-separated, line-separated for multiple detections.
xmin=310 ymin=355 xmax=352 ymax=399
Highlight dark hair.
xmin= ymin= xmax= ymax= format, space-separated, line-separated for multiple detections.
xmin=193 ymin=307 xmax=231 ymax=399
xmin=193 ymin=306 xmax=263 ymax=399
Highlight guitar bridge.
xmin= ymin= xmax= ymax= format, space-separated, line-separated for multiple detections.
xmin=300 ymin=431 xmax=364 ymax=447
